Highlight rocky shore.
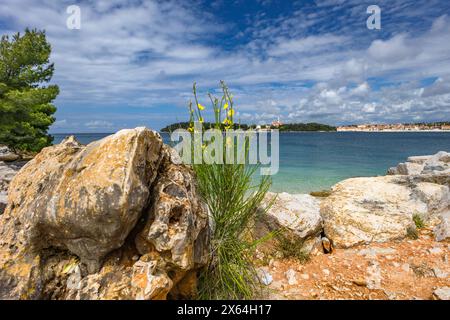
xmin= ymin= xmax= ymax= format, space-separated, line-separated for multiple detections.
xmin=0 ymin=128 xmax=209 ymax=299
xmin=255 ymin=150 xmax=449 ymax=300
xmin=0 ymin=130 xmax=448 ymax=300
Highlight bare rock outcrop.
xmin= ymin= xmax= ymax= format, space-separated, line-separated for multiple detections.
xmin=322 ymin=161 xmax=450 ymax=248
xmin=258 ymin=192 xmax=323 ymax=254
xmin=387 ymin=151 xmax=450 ymax=175
xmin=0 ymin=128 xmax=210 ymax=300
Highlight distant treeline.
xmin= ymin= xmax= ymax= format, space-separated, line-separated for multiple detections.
xmin=277 ymin=123 xmax=336 ymax=131
xmin=160 ymin=122 xmax=336 ymax=132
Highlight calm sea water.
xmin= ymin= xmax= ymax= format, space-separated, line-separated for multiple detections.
xmin=52 ymin=132 xmax=450 ymax=194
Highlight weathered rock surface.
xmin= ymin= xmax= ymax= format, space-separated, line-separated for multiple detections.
xmin=387 ymin=151 xmax=450 ymax=175
xmin=2 ymin=128 xmax=163 ymax=272
xmin=258 ymin=192 xmax=323 ymax=253
xmin=0 ymin=128 xmax=210 ymax=300
xmin=321 ymin=174 xmax=450 ymax=248
xmin=434 ymin=210 xmax=450 ymax=242
xmin=0 ymin=146 xmax=19 ymax=162
xmin=0 ymin=161 xmax=25 ymax=214
xmin=134 ymin=145 xmax=210 ymax=299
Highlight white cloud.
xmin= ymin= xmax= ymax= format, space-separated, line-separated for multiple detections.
xmin=0 ymin=0 xmax=448 ymax=130
xmin=85 ymin=120 xmax=113 ymax=129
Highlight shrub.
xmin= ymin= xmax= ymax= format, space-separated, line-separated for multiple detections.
xmin=186 ymin=81 xmax=272 ymax=299
xmin=275 ymin=230 xmax=310 ymax=264
xmin=413 ymin=213 xmax=425 ymax=229
xmin=309 ymin=190 xmax=332 ymax=197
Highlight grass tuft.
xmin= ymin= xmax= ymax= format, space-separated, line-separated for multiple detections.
xmin=406 ymin=225 xmax=419 ymax=240
xmin=275 ymin=230 xmax=310 ymax=264
xmin=413 ymin=213 xmax=425 ymax=229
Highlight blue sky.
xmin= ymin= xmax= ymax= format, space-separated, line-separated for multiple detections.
xmin=1 ymin=0 xmax=450 ymax=132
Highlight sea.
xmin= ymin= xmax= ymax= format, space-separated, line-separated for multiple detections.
xmin=52 ymin=132 xmax=450 ymax=194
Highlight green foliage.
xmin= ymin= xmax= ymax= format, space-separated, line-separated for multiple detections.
xmin=275 ymin=231 xmax=310 ymax=264
xmin=0 ymin=29 xmax=58 ymax=152
xmin=160 ymin=121 xmax=336 ymax=132
xmin=188 ymin=81 xmax=272 ymax=299
xmin=160 ymin=121 xmax=252 ymax=132
xmin=413 ymin=213 xmax=425 ymax=229
xmin=277 ymin=122 xmax=336 ymax=132
xmin=309 ymin=190 xmax=332 ymax=197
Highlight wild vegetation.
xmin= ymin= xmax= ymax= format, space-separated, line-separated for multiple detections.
xmin=0 ymin=29 xmax=58 ymax=152
xmin=186 ymin=81 xmax=272 ymax=299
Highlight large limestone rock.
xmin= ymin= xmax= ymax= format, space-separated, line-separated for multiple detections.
xmin=134 ymin=146 xmax=210 ymax=299
xmin=258 ymin=192 xmax=323 ymax=253
xmin=0 ymin=128 xmax=210 ymax=300
xmin=2 ymin=128 xmax=163 ymax=272
xmin=321 ymin=174 xmax=450 ymax=248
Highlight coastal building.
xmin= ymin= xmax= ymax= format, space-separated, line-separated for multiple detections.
xmin=337 ymin=123 xmax=450 ymax=132
xmin=272 ymin=117 xmax=283 ymax=128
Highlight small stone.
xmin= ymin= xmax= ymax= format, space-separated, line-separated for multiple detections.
xmin=401 ymin=263 xmax=410 ymax=272
xmin=433 ymin=268 xmax=448 ymax=278
xmin=433 ymin=287 xmax=450 ymax=300
xmin=322 ymin=269 xmax=330 ymax=276
xmin=300 ymin=273 xmax=310 ymax=280
xmin=352 ymin=279 xmax=367 ymax=286
xmin=257 ymin=267 xmax=273 ymax=286
xmin=321 ymin=236 xmax=332 ymax=253
xmin=365 ymin=260 xmax=382 ymax=290
xmin=285 ymin=269 xmax=298 ymax=285
xmin=428 ymin=247 xmax=443 ymax=255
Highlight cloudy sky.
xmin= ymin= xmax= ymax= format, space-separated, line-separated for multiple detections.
xmin=1 ymin=0 xmax=450 ymax=132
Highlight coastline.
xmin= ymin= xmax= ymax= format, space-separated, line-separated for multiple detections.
xmin=1 ymin=135 xmax=449 ymax=300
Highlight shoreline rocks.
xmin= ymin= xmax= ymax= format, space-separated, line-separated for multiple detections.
xmin=257 ymin=151 xmax=449 ymax=251
xmin=0 ymin=161 xmax=26 ymax=215
xmin=322 ymin=151 xmax=449 ymax=248
xmin=0 ymin=128 xmax=210 ymax=300
xmin=387 ymin=151 xmax=450 ymax=175
xmin=0 ymin=146 xmax=19 ymax=162
xmin=320 ymin=173 xmax=449 ymax=248
xmin=258 ymin=192 xmax=323 ymax=254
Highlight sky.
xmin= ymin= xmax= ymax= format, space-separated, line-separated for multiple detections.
xmin=1 ymin=0 xmax=450 ymax=132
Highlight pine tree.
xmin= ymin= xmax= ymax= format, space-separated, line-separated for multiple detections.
xmin=0 ymin=29 xmax=59 ymax=152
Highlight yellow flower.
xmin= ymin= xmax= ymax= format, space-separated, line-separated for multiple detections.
xmin=197 ymin=103 xmax=205 ymax=110
xmin=223 ymin=102 xmax=229 ymax=110
xmin=188 ymin=126 xmax=194 ymax=132
xmin=227 ymin=109 xmax=235 ymax=117
xmin=222 ymin=118 xmax=230 ymax=125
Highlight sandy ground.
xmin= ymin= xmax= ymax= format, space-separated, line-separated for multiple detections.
xmin=256 ymin=228 xmax=449 ymax=300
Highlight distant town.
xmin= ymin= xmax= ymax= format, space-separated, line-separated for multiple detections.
xmin=161 ymin=121 xmax=450 ymax=132
xmin=337 ymin=122 xmax=450 ymax=132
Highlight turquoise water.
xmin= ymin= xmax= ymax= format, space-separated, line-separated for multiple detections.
xmin=52 ymin=132 xmax=450 ymax=194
